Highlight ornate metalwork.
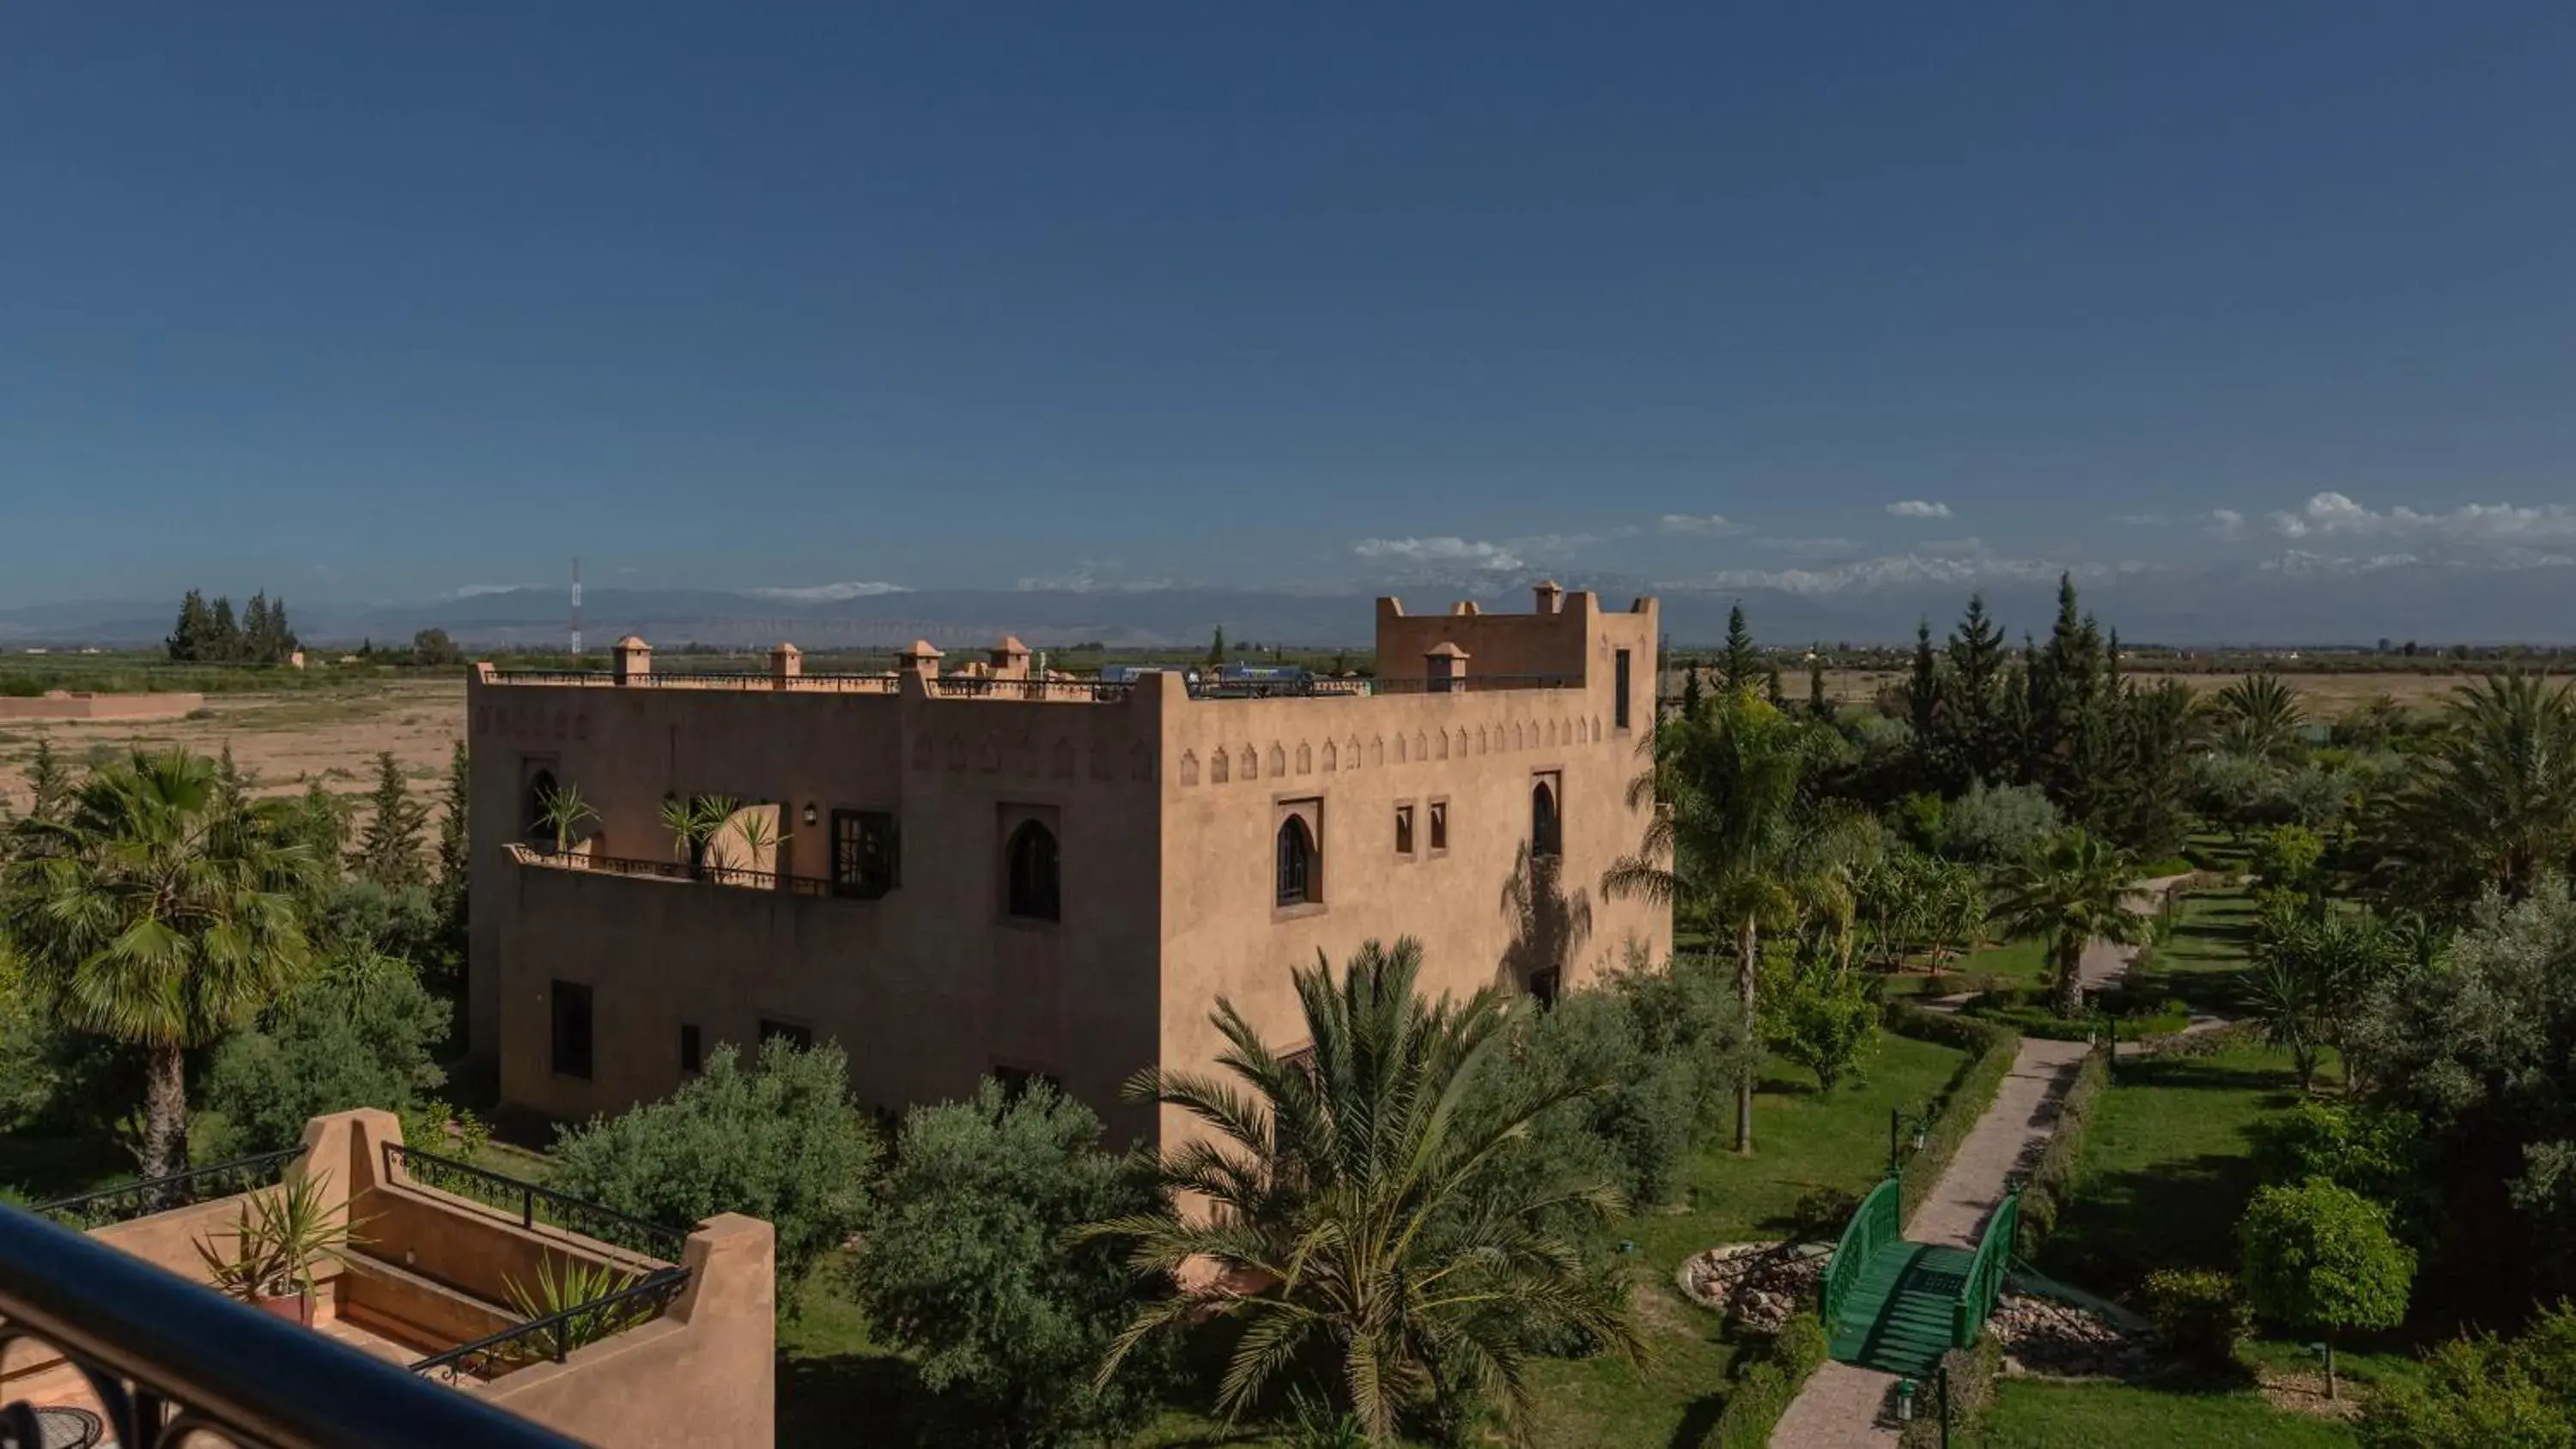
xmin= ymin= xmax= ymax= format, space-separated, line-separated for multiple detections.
xmin=407 ymin=1268 xmax=690 ymax=1385
xmin=31 ymin=1149 xmax=303 ymax=1231
xmin=380 ymin=1143 xmax=690 ymax=1262
xmin=0 ymin=1203 xmax=586 ymax=1447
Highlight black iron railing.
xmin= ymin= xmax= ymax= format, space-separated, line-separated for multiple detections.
xmin=408 ymin=1266 xmax=691 ymax=1385
xmin=381 ymin=1143 xmax=690 ymax=1263
xmin=513 ymin=847 xmax=833 ymax=898
xmin=0 ymin=1202 xmax=587 ymax=1448
xmin=927 ymin=676 xmax=1136 ymax=700
xmin=32 ymin=1148 xmax=305 ymax=1230
xmin=489 ymin=668 xmax=900 ymax=691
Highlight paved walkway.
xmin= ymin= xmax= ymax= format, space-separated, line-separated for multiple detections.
xmin=1770 ymin=1038 xmax=2095 ymax=1448
xmin=1767 ymin=876 xmax=2194 ymax=1447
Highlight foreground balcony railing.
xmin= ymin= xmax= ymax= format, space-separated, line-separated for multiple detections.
xmin=0 ymin=1202 xmax=587 ymax=1448
xmin=505 ymin=844 xmax=837 ymax=897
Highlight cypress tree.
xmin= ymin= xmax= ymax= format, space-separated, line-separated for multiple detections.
xmin=1720 ymin=603 xmax=1759 ymax=696
xmin=167 ymin=589 xmax=214 ymax=662
xmin=1945 ymin=593 xmax=2009 ymax=784
xmin=1907 ymin=619 xmax=1942 ymax=779
xmin=243 ymin=593 xmax=272 ymax=662
xmin=1680 ymin=660 xmax=1703 ymax=717
xmin=354 ymin=750 xmax=429 ymax=888
xmin=209 ymin=597 xmax=242 ymax=663
xmin=1206 ymin=627 xmax=1226 ymax=665
xmin=1807 ymin=655 xmax=1833 ymax=722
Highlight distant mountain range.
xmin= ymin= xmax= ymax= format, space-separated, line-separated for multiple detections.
xmin=4 ymin=560 xmax=2573 ymax=651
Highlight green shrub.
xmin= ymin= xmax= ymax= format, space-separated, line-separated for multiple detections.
xmin=2239 ymin=1178 xmax=2415 ymax=1397
xmin=2252 ymin=1100 xmax=2437 ymax=1246
xmin=1704 ymin=1312 xmax=1830 ymax=1448
xmin=2144 ymin=1268 xmax=2250 ymax=1370
xmin=1897 ymin=1337 xmax=2002 ymax=1449
xmin=0 ymin=676 xmax=43 ymax=698
xmin=2359 ymin=1303 xmax=2576 ymax=1449
xmin=549 ymin=1039 xmax=879 ymax=1316
xmin=2014 ymin=1045 xmax=2111 ymax=1254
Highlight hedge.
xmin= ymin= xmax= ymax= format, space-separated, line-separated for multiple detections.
xmin=1896 ymin=1336 xmax=2002 ymax=1449
xmin=1703 ymin=1312 xmax=1830 ymax=1449
xmin=2013 ymin=1042 xmax=2111 ymax=1257
xmin=1885 ymin=1003 xmax=2020 ymax=1224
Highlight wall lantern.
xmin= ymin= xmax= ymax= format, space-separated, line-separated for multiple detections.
xmin=801 ymin=803 xmax=818 ymax=828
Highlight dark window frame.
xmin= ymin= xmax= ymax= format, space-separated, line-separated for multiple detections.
xmin=1614 ymin=649 xmax=1633 ymax=731
xmin=1428 ymin=798 xmax=1449 ymax=853
xmin=1532 ymin=779 xmax=1563 ymax=861
xmin=1276 ymin=814 xmax=1320 ymax=906
xmin=550 ymin=979 xmax=594 ymax=1082
xmin=830 ymin=809 xmax=901 ymax=899
xmin=1005 ymin=817 xmax=1062 ymax=922
xmin=1394 ymin=803 xmax=1416 ymax=857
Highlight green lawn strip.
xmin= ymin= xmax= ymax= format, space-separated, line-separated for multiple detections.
xmin=1880 ymin=935 xmax=2045 ymax=1000
xmin=2034 ymin=1040 xmax=2325 ymax=1296
xmin=1522 ymin=1029 xmax=1971 ymax=1448
xmin=2128 ymin=887 xmax=2259 ymax=1019
xmin=1964 ymin=1379 xmax=2359 ymax=1447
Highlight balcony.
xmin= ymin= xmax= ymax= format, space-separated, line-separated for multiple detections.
xmin=2 ymin=1110 xmax=774 ymax=1448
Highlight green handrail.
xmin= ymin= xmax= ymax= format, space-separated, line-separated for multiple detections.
xmin=1953 ymin=1191 xmax=2020 ymax=1348
xmin=1819 ymin=1176 xmax=1903 ymax=1331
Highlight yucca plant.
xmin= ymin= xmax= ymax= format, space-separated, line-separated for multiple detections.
xmin=533 ymin=782 xmax=596 ymax=856
xmin=193 ymin=1170 xmax=369 ymax=1319
xmin=501 ymin=1255 xmax=651 ymax=1368
xmin=657 ymin=793 xmax=738 ymax=876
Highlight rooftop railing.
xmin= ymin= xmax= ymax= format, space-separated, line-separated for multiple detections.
xmin=484 ymin=668 xmax=1584 ymax=699
xmin=382 ymin=1143 xmax=690 ymax=1263
xmin=32 ymin=1148 xmax=306 ymax=1229
xmin=507 ymin=846 xmax=835 ymax=898
xmin=0 ymin=1202 xmax=588 ymax=1448
xmin=409 ymin=1265 xmax=691 ymax=1385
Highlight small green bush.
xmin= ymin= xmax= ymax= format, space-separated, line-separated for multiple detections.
xmin=2144 ymin=1268 xmax=2251 ymax=1370
xmin=0 ymin=676 xmax=44 ymax=698
xmin=1898 ymin=1337 xmax=2002 ymax=1449
xmin=1704 ymin=1312 xmax=1830 ymax=1448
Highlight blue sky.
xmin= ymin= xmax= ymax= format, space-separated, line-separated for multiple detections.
xmin=4 ymin=3 xmax=2573 ymax=608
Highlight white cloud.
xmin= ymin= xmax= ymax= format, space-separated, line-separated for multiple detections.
xmin=1886 ymin=500 xmax=1953 ymax=519
xmin=2208 ymin=509 xmax=2247 ymax=540
xmin=1351 ymin=537 xmax=1526 ymax=570
xmin=1663 ymin=552 xmax=2137 ymax=597
xmin=1510 ymin=531 xmax=1601 ymax=556
xmin=1752 ymin=535 xmax=1859 ymax=557
xmin=2268 ymin=491 xmax=2576 ymax=545
xmin=441 ymin=583 xmax=544 ymax=599
xmin=1658 ymin=514 xmax=1741 ymax=537
xmin=748 ymin=581 xmax=912 ymax=603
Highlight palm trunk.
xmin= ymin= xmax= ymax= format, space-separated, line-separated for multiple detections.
xmin=1736 ymin=915 xmax=1759 ymax=1155
xmin=2053 ymin=936 xmax=2085 ymax=1018
xmin=142 ymin=1043 xmax=189 ymax=1199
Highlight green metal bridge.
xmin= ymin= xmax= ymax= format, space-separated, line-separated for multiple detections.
xmin=1817 ymin=1178 xmax=2020 ymax=1378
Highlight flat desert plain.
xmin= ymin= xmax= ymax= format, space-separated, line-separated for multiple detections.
xmin=0 ymin=677 xmax=464 ymax=816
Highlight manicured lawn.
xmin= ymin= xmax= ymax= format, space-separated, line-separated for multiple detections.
xmin=1966 ymin=1379 xmax=2359 ymax=1447
xmin=2129 ymin=887 xmax=2260 ymax=1019
xmin=1880 ymin=935 xmax=2044 ymax=998
xmin=2037 ymin=1040 xmax=2324 ymax=1294
xmin=1518 ymin=1029 xmax=1971 ymax=1449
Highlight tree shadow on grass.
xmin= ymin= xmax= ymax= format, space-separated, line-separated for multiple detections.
xmin=776 ymin=1349 xmax=925 ymax=1446
xmin=1664 ymin=1391 xmax=1726 ymax=1449
xmin=2038 ymin=1149 xmax=2262 ymax=1295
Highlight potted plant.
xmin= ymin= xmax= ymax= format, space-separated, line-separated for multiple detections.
xmin=534 ymin=781 xmax=598 ymax=858
xmin=193 ymin=1171 xmax=368 ymax=1325
xmin=658 ymin=793 xmax=738 ymax=879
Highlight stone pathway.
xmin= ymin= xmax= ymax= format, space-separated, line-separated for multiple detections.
xmin=1766 ymin=876 xmax=2199 ymax=1446
xmin=1769 ymin=1038 xmax=2095 ymax=1448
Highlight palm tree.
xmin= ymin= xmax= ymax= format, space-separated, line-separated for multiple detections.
xmin=1 ymin=750 xmax=318 ymax=1183
xmin=1988 ymin=828 xmax=2151 ymax=1017
xmin=533 ymin=781 xmax=596 ymax=856
xmin=2215 ymin=670 xmax=2307 ymax=760
xmin=2245 ymin=906 xmax=2398 ymax=1091
xmin=2381 ymin=675 xmax=2576 ymax=903
xmin=1080 ymin=938 xmax=1637 ymax=1443
xmin=1601 ymin=690 xmax=1868 ymax=1152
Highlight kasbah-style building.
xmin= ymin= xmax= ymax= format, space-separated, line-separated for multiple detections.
xmin=465 ymin=583 xmax=1668 ymax=1149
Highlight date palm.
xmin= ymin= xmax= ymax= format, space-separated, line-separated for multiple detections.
xmin=1988 ymin=828 xmax=2150 ymax=1017
xmin=2215 ymin=670 xmax=2307 ymax=761
xmin=2381 ymin=674 xmax=2576 ymax=903
xmin=1601 ymin=691 xmax=1868 ymax=1152
xmin=1 ymin=749 xmax=318 ymax=1184
xmin=1080 ymin=938 xmax=1637 ymax=1444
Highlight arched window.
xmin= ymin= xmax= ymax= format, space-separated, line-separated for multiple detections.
xmin=1276 ymin=815 xmax=1318 ymax=906
xmin=1005 ymin=819 xmax=1060 ymax=921
xmin=523 ymin=768 xmax=557 ymax=850
xmin=1531 ymin=781 xmax=1562 ymax=860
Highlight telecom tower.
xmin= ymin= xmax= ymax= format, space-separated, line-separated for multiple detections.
xmin=569 ymin=557 xmax=583 ymax=657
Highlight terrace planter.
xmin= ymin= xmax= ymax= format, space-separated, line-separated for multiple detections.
xmin=253 ymin=1288 xmax=313 ymax=1326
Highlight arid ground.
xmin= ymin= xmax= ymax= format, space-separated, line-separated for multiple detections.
xmin=0 ymin=677 xmax=465 ymax=817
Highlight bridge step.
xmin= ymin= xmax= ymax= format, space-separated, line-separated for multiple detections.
xmin=1826 ymin=1241 xmax=1977 ymax=1379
